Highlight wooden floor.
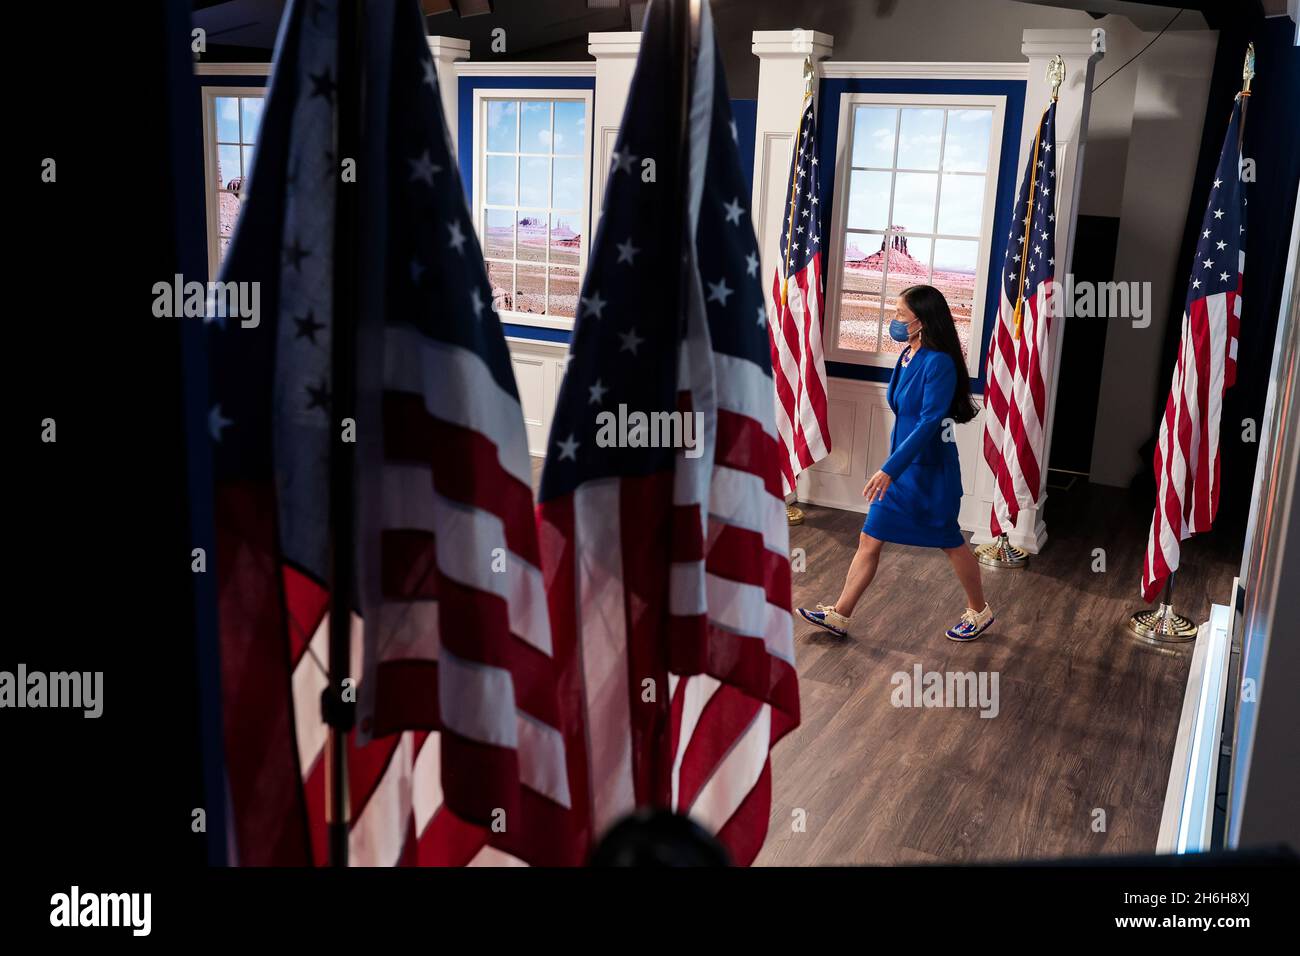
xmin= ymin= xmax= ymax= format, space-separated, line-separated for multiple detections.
xmin=757 ymin=479 xmax=1237 ymax=865
xmin=529 ymin=460 xmax=1238 ymax=864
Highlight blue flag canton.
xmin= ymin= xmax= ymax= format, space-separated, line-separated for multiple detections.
xmin=695 ymin=38 xmax=770 ymax=372
xmin=386 ymin=0 xmax=515 ymax=400
xmin=1185 ymin=100 xmax=1246 ymax=313
xmin=537 ymin=2 xmax=681 ymax=501
xmin=208 ymin=0 xmax=339 ymax=482
xmin=776 ymin=100 xmax=822 ymax=280
xmin=1000 ymin=102 xmax=1057 ymax=307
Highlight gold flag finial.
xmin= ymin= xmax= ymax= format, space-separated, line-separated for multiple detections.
xmin=1047 ymin=54 xmax=1065 ymax=101
xmin=1241 ymin=41 xmax=1255 ymax=95
xmin=802 ymin=55 xmax=814 ymax=96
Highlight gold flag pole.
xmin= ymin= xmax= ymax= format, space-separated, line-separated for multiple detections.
xmin=1127 ymin=41 xmax=1255 ymax=643
xmin=785 ymin=55 xmax=815 ymax=527
xmin=975 ymin=55 xmax=1062 ymax=571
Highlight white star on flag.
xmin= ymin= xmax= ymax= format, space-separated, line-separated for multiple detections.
xmin=408 ymin=150 xmax=440 ymax=185
xmin=707 ymin=278 xmax=733 ymax=306
xmin=618 ymin=327 xmax=643 ymax=354
xmin=555 ymin=434 xmax=579 ymax=461
xmin=447 ymin=220 xmax=466 ymax=253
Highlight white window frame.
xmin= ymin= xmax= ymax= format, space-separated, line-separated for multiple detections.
xmin=471 ymin=87 xmax=594 ymax=332
xmin=199 ymin=83 xmax=268 ymax=279
xmin=824 ymin=91 xmax=1008 ymax=375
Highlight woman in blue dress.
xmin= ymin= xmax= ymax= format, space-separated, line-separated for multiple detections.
xmin=798 ymin=285 xmax=994 ymax=642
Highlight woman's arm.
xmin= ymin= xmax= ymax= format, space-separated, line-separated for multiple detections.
xmin=880 ymin=353 xmax=956 ymax=480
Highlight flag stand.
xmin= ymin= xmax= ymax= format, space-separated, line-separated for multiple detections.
xmin=1128 ymin=575 xmax=1198 ymax=643
xmin=322 ymin=0 xmax=365 ymax=868
xmin=975 ymin=533 xmax=1029 ymax=569
xmin=1125 ymin=44 xmax=1254 ymax=648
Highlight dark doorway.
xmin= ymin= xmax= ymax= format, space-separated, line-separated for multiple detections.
xmin=1048 ymin=214 xmax=1119 ymax=478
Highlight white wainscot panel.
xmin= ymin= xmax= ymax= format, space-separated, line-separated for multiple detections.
xmin=506 ymin=337 xmax=570 ymax=457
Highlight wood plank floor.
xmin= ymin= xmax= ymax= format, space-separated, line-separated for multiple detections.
xmin=758 ymin=480 xmax=1237 ymax=865
xmin=529 ymin=460 xmax=1238 ymax=864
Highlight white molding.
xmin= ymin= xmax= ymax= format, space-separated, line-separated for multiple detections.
xmin=751 ymin=29 xmax=835 ymax=59
xmin=821 ymin=90 xmax=1007 ymax=376
xmin=428 ymin=36 xmax=471 ymax=59
xmin=470 ymin=86 xmax=594 ymax=334
xmin=588 ymin=32 xmax=642 ymax=58
xmin=505 ymin=335 xmax=570 ymax=356
xmin=456 ymin=61 xmax=595 ymax=77
xmin=820 ymin=61 xmax=1028 ymax=82
xmin=1022 ymin=28 xmax=1107 ymax=59
xmin=194 ymin=62 xmax=272 ymax=77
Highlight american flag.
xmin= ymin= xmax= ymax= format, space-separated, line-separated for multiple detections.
xmin=768 ymin=95 xmax=832 ymax=495
xmin=983 ymin=100 xmax=1057 ymax=538
xmin=211 ymin=0 xmax=576 ymax=866
xmin=537 ymin=0 xmax=800 ymax=865
xmin=1142 ymin=97 xmax=1246 ymax=603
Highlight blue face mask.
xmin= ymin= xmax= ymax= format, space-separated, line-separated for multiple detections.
xmin=889 ymin=318 xmax=917 ymax=343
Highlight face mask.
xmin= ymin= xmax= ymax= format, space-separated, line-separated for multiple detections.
xmin=889 ymin=318 xmax=918 ymax=343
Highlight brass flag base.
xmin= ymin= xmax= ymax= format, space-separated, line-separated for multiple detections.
xmin=787 ymin=505 xmax=805 ymax=526
xmin=974 ymin=533 xmax=1028 ymax=569
xmin=1128 ymin=603 xmax=1198 ymax=644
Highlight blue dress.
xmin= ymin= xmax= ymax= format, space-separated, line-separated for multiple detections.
xmin=862 ymin=347 xmax=965 ymax=548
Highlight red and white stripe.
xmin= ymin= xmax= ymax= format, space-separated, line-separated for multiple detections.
xmin=770 ymin=252 xmax=832 ymax=496
xmin=668 ymin=298 xmax=799 ymax=863
xmin=344 ymin=324 xmax=578 ymax=866
xmin=984 ymin=277 xmax=1055 ymax=536
xmin=282 ymin=595 xmax=528 ymax=866
xmin=1142 ymin=250 xmax=1243 ymax=602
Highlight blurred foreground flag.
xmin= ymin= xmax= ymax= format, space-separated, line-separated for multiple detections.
xmin=537 ymin=0 xmax=800 ymax=866
xmin=210 ymin=0 xmax=577 ymax=866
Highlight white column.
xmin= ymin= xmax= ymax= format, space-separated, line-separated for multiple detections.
xmin=427 ymin=36 xmax=471 ymax=152
xmin=587 ymin=32 xmax=642 ymax=226
xmin=966 ymin=27 xmax=1105 ymax=552
xmin=750 ymin=30 xmax=835 ymax=321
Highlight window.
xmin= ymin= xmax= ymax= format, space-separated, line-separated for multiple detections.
xmin=202 ymin=89 xmax=266 ymax=274
xmin=473 ymin=90 xmax=592 ymax=330
xmin=827 ymin=93 xmax=1005 ymax=371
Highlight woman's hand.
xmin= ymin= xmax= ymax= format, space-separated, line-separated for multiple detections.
xmin=863 ymin=469 xmax=892 ymax=503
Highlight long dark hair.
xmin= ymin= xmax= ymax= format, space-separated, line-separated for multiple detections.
xmin=900 ymin=284 xmax=977 ymax=424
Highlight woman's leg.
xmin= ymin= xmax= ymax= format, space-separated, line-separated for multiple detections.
xmin=942 ymin=543 xmax=986 ymax=609
xmin=833 ymin=534 xmax=885 ymax=616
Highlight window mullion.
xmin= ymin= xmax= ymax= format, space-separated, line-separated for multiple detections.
xmin=930 ymin=109 xmax=949 ymax=284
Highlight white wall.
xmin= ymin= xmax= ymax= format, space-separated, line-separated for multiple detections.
xmin=1089 ymin=29 xmax=1219 ymax=487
